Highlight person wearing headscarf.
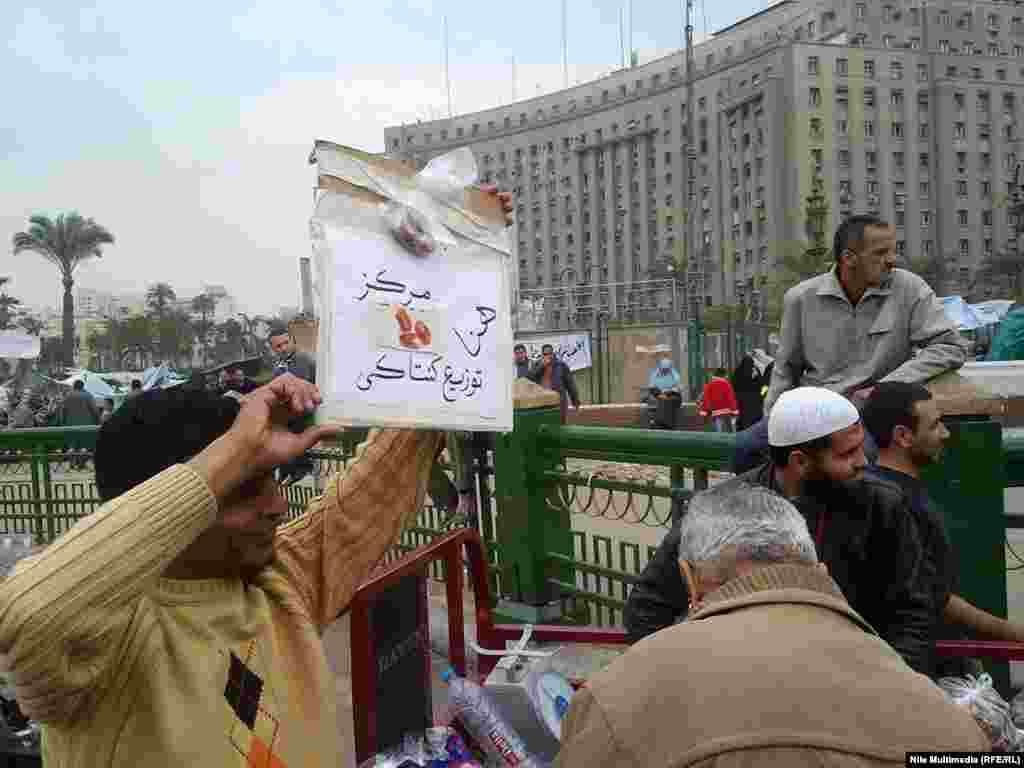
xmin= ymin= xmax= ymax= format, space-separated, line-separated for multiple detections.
xmin=647 ymin=359 xmax=681 ymax=394
xmin=646 ymin=359 xmax=682 ymax=430
xmin=731 ymin=348 xmax=774 ymax=432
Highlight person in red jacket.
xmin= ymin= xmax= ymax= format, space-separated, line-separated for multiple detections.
xmin=700 ymin=368 xmax=739 ymax=432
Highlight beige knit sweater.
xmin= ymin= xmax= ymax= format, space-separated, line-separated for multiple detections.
xmin=0 ymin=428 xmax=441 ymax=767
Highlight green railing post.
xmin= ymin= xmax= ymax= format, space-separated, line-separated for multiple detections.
xmin=41 ymin=446 xmax=55 ymax=545
xmin=923 ymin=376 xmax=1009 ymax=695
xmin=28 ymin=449 xmax=45 ymax=547
xmin=493 ymin=383 xmax=571 ymax=624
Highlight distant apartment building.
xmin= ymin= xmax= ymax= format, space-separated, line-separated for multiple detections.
xmin=384 ymin=0 xmax=1024 ymax=324
xmin=75 ymin=288 xmax=146 ymax=321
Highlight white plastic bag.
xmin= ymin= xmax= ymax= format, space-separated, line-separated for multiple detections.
xmin=938 ymin=673 xmax=1024 ymax=752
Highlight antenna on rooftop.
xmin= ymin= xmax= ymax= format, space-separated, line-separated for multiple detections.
xmin=562 ymin=0 xmax=568 ymax=88
xmin=628 ymin=0 xmax=633 ymax=65
xmin=619 ymin=6 xmax=625 ymax=67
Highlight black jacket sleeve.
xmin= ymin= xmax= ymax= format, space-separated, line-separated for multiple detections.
xmin=623 ymin=525 xmax=689 ymax=643
xmin=868 ymin=484 xmax=935 ymax=675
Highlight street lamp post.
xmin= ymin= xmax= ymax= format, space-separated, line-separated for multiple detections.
xmin=558 ymin=266 xmax=578 ymax=329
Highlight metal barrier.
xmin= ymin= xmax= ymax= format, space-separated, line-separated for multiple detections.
xmin=2 ymin=418 xmax=1022 ymax=633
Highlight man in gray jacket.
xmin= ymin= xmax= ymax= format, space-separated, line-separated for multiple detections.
xmin=734 ymin=214 xmax=968 ymax=473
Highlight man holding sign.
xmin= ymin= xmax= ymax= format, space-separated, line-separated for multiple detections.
xmin=0 ymin=375 xmax=444 ymax=767
xmin=0 ymin=182 xmax=513 ymax=768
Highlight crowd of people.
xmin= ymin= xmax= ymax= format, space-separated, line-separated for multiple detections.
xmin=0 ymin=201 xmax=1016 ymax=765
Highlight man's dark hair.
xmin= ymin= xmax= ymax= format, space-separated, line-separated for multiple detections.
xmin=769 ymin=434 xmax=833 ymax=469
xmin=513 ymin=343 xmax=526 ymax=353
xmin=861 ymin=382 xmax=933 ymax=449
xmin=267 ymin=323 xmax=289 ymax=340
xmin=95 ymin=388 xmax=240 ymax=502
xmin=73 ymin=380 xmax=85 ymax=391
xmin=541 ymin=344 xmax=554 ymax=353
xmin=833 ymin=214 xmax=889 ymax=263
xmin=131 ymin=379 xmax=142 ymax=390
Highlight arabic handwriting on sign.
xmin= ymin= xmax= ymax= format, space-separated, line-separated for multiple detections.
xmin=409 ymin=353 xmax=443 ymax=382
xmin=355 ymin=353 xmax=407 ymax=391
xmin=452 ymin=305 xmax=497 ymax=358
xmin=355 ymin=269 xmax=432 ymax=307
xmin=442 ymin=366 xmax=484 ymax=402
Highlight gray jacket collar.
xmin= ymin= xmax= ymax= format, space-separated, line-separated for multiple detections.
xmin=816 ymin=267 xmax=893 ymax=305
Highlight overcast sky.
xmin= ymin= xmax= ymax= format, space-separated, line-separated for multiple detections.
xmin=2 ymin=0 xmax=768 ymax=316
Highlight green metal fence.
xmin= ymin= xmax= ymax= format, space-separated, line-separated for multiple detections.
xmin=0 ymin=427 xmax=462 ymax=574
xmin=2 ymin=416 xmax=1017 ymax=632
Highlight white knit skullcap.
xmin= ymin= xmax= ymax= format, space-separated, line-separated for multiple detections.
xmin=768 ymin=387 xmax=860 ymax=447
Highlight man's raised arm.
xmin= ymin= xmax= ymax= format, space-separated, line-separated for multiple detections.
xmin=272 ymin=429 xmax=443 ymax=631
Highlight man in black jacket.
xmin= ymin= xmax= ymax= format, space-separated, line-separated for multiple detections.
xmin=863 ymin=382 xmax=1024 ymax=678
xmin=624 ymin=386 xmax=934 ymax=674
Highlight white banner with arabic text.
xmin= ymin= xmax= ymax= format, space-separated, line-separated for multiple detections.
xmin=518 ymin=333 xmax=592 ymax=371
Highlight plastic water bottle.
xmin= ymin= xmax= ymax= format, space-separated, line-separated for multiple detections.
xmin=441 ymin=668 xmax=547 ymax=767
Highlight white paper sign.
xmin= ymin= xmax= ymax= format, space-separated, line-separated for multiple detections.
xmin=518 ymin=333 xmax=592 ymax=371
xmin=316 ymin=224 xmax=513 ymax=431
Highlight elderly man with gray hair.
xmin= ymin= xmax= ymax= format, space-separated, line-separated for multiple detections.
xmin=556 ymin=482 xmax=987 ymax=768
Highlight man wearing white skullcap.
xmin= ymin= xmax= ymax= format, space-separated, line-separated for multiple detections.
xmin=767 ymin=387 xmax=860 ymax=449
xmin=625 ymin=385 xmax=933 ymax=675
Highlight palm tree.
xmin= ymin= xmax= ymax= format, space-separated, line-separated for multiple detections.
xmin=12 ymin=213 xmax=115 ymax=365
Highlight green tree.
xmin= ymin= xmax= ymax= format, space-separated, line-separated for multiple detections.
xmin=38 ymin=337 xmax=63 ymax=372
xmin=978 ymin=248 xmax=1024 ymax=301
xmin=12 ymin=213 xmax=115 ymax=365
xmin=212 ymin=318 xmax=245 ymax=364
xmin=909 ymin=251 xmax=953 ymax=296
xmin=701 ymin=303 xmax=747 ymax=332
xmin=17 ymin=316 xmax=43 ymax=336
xmin=89 ymin=315 xmax=156 ymax=370
xmin=0 ymin=277 xmax=21 ymax=331
xmin=156 ymin=310 xmax=193 ymax=368
xmin=763 ymin=177 xmax=833 ymax=325
xmin=146 ymin=282 xmax=177 ymax=318
xmin=119 ymin=315 xmax=155 ymax=369
xmin=191 ymin=293 xmax=218 ymax=367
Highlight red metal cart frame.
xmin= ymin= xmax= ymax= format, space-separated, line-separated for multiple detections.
xmin=349 ymin=528 xmax=1024 ymax=763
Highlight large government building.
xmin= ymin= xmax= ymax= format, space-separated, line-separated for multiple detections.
xmin=385 ymin=0 xmax=1024 ymax=326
